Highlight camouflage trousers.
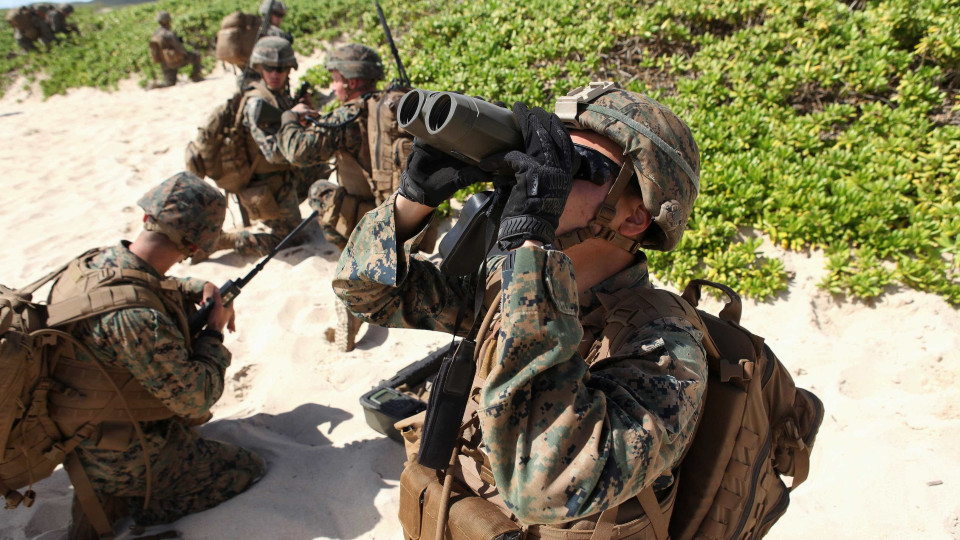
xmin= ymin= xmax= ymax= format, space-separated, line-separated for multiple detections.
xmin=159 ymin=51 xmax=202 ymax=87
xmin=77 ymin=421 xmax=265 ymax=526
xmin=307 ymin=180 xmax=354 ymax=251
xmin=228 ymin=173 xmax=302 ymax=257
xmin=307 ymin=180 xmax=438 ymax=253
xmin=293 ymin=163 xmax=334 ymax=204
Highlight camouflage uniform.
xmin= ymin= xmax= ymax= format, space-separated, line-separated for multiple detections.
xmin=47 ymin=4 xmax=79 ymax=37
xmin=259 ymin=0 xmax=293 ymax=44
xmin=50 ymin=173 xmax=264 ymax=527
xmin=334 ymin=85 xmax=707 ymax=525
xmin=219 ymin=37 xmax=302 ymax=258
xmin=151 ymin=12 xmax=202 ymax=87
xmin=8 ymin=7 xmax=55 ymax=52
xmin=277 ymin=43 xmax=414 ymax=251
xmin=278 ymin=98 xmax=371 ymax=250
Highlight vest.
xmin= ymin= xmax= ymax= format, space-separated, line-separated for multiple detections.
xmin=240 ymin=81 xmax=294 ymax=181
xmin=398 ymin=272 xmax=687 ymax=540
xmin=335 ymin=95 xmax=377 ymax=202
xmin=45 ymin=250 xmax=188 ymax=439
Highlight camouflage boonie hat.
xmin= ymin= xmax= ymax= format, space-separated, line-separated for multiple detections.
xmin=556 ymin=82 xmax=700 ymax=251
xmin=137 ymin=172 xmax=226 ymax=255
xmin=259 ymin=0 xmax=287 ymax=16
xmin=155 ymin=10 xmax=171 ymax=25
xmin=250 ymin=36 xmax=298 ymax=70
xmin=325 ymin=44 xmax=384 ymax=81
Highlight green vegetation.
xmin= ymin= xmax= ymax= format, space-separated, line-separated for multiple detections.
xmin=2 ymin=0 xmax=958 ymax=304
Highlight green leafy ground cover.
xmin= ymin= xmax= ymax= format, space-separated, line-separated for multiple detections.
xmin=2 ymin=0 xmax=958 ymax=304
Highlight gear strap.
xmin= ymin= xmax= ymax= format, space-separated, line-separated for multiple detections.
xmin=65 ymin=451 xmax=116 ymax=539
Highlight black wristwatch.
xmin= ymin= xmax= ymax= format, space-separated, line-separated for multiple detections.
xmin=198 ymin=328 xmax=224 ymax=343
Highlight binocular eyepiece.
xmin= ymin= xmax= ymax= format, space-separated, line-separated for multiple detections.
xmin=397 ymin=89 xmax=522 ymax=164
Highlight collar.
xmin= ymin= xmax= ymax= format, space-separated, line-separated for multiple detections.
xmin=580 ymin=251 xmax=650 ymax=312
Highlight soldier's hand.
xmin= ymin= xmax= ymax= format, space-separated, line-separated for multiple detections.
xmin=398 ymin=140 xmax=490 ymax=207
xmin=486 ymin=102 xmax=579 ymax=250
xmin=291 ymin=103 xmax=313 ymax=115
xmin=202 ymin=282 xmax=236 ymax=334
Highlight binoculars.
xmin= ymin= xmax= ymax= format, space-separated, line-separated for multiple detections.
xmin=397 ymin=89 xmax=522 ymax=164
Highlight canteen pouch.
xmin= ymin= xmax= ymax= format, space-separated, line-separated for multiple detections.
xmin=400 ymin=462 xmax=522 ymax=540
xmin=238 ymin=181 xmax=282 ymax=221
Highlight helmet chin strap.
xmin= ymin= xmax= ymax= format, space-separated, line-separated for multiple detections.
xmin=555 ymin=155 xmax=644 ymax=254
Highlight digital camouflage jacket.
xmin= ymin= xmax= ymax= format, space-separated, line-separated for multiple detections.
xmin=333 ymin=195 xmax=708 ymax=524
xmin=48 ymin=243 xmax=231 ymax=488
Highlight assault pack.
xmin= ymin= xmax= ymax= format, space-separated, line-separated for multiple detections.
xmin=362 ymin=278 xmax=824 ymax=540
xmin=185 ymin=86 xmax=269 ymax=194
xmin=1 ymin=251 xmax=183 ymax=538
xmin=215 ymin=11 xmax=261 ymax=67
xmin=367 ymin=88 xmax=415 ymax=204
xmin=5 ymin=7 xmax=39 ymax=39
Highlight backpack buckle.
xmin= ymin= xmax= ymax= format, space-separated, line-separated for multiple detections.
xmin=3 ymin=489 xmax=24 ymax=509
xmin=719 ymin=358 xmax=754 ymax=384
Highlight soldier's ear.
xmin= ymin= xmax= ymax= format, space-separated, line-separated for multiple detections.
xmin=618 ymin=200 xmax=652 ymax=239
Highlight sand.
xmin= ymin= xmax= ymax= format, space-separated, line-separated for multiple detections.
xmin=0 ymin=52 xmax=958 ymax=540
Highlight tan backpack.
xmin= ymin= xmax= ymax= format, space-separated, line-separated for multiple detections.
xmin=366 ymin=88 xmax=415 ymax=205
xmin=185 ymin=88 xmax=264 ymax=194
xmin=1 ymin=251 xmax=181 ymax=538
xmin=6 ymin=7 xmax=39 ymax=40
xmin=598 ymin=279 xmax=824 ymax=540
xmin=397 ymin=278 xmax=823 ymax=540
xmin=215 ymin=11 xmax=261 ymax=67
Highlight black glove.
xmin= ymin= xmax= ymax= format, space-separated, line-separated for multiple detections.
xmin=398 ymin=140 xmax=490 ymax=207
xmin=487 ymin=102 xmax=578 ymax=250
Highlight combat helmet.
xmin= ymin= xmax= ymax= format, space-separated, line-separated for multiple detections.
xmin=137 ymin=172 xmax=226 ymax=256
xmin=259 ymin=0 xmax=287 ymax=17
xmin=325 ymin=43 xmax=384 ymax=81
xmin=554 ymin=81 xmax=700 ymax=252
xmin=250 ymin=36 xmax=298 ymax=70
xmin=59 ymin=3 xmax=73 ymax=14
xmin=155 ymin=10 xmax=171 ymax=25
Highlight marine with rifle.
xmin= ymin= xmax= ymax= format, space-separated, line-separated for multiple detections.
xmin=260 ymin=0 xmax=293 ymax=44
xmin=275 ymin=6 xmax=435 ymax=351
xmin=48 ymin=172 xmax=264 ymax=539
xmin=199 ymin=36 xmax=307 ymax=261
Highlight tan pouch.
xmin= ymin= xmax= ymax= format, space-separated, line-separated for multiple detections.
xmin=162 ymin=48 xmax=186 ymax=68
xmin=400 ymin=462 xmax=522 ymax=540
xmin=334 ymin=194 xmax=376 ymax=238
xmin=238 ymin=181 xmax=281 ymax=221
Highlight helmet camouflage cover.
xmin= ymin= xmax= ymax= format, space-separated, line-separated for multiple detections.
xmin=250 ymin=36 xmax=298 ymax=70
xmin=556 ymin=82 xmax=700 ymax=252
xmin=60 ymin=3 xmax=74 ymax=14
xmin=325 ymin=43 xmax=384 ymax=81
xmin=155 ymin=10 xmax=171 ymax=25
xmin=259 ymin=0 xmax=287 ymax=16
xmin=137 ymin=172 xmax=226 ymax=255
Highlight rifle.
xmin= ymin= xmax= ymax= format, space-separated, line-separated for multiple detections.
xmin=188 ymin=209 xmax=318 ymax=336
xmin=293 ymin=80 xmax=312 ymax=103
xmin=238 ymin=0 xmax=275 ymax=89
xmin=373 ymin=0 xmax=410 ymax=89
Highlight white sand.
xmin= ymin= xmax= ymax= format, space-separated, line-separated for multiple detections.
xmin=1 ymin=54 xmax=958 ymax=540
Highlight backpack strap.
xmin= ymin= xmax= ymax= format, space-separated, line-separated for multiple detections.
xmin=586 ymin=286 xmax=720 ymax=366
xmin=46 ymin=255 xmax=192 ymax=348
xmin=64 ymin=451 xmax=116 ymax=539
